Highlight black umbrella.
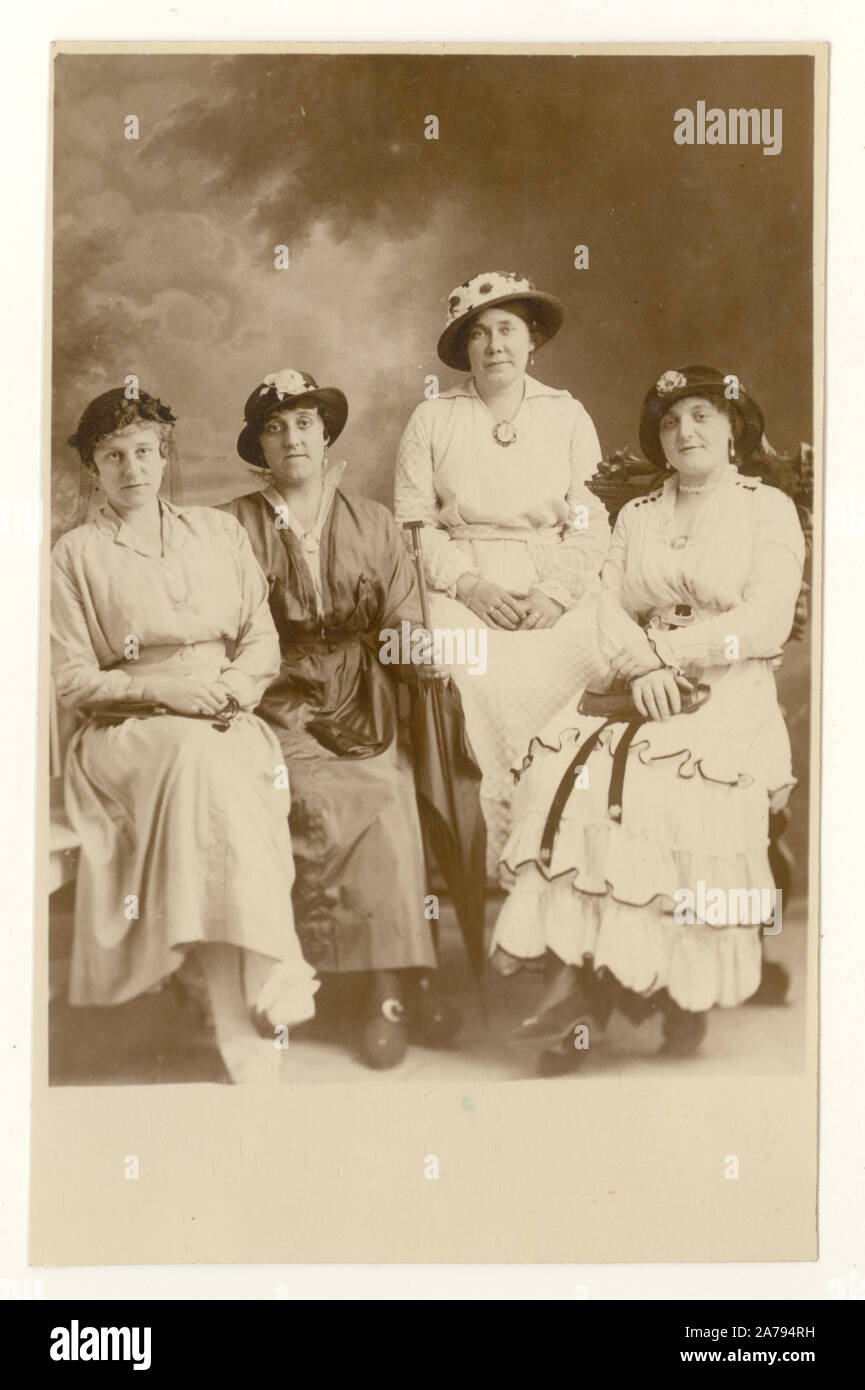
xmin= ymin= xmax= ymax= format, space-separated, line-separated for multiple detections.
xmin=403 ymin=522 xmax=489 ymax=991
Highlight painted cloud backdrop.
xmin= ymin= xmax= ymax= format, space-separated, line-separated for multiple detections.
xmin=53 ymin=51 xmax=814 ymax=523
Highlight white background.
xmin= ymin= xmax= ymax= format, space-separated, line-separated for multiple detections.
xmin=1 ymin=0 xmax=861 ymax=1301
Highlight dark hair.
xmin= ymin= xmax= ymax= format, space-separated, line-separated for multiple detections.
xmin=69 ymin=389 xmax=176 ymax=472
xmin=658 ymin=388 xmax=780 ymax=486
xmin=259 ymin=397 xmax=332 ymax=443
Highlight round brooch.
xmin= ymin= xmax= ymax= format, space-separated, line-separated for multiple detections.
xmin=492 ymin=420 xmax=517 ymax=447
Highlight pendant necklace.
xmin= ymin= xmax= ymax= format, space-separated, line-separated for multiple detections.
xmin=490 ymin=385 xmax=525 ymax=447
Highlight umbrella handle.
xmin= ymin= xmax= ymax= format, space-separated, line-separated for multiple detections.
xmin=403 ymin=520 xmax=435 ymax=635
xmin=402 ymin=519 xmax=461 ymax=844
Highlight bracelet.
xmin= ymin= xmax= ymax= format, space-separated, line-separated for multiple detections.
xmin=462 ymin=576 xmax=483 ymax=610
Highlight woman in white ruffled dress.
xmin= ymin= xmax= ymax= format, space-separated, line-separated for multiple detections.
xmin=394 ymin=271 xmax=610 ymax=877
xmin=490 ymin=366 xmax=806 ymax=1072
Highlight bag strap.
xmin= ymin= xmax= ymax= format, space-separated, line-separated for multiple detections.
xmin=539 ymin=720 xmax=615 ymax=867
xmin=607 ymin=717 xmax=647 ymax=822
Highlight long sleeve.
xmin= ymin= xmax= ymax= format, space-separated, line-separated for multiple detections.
xmin=596 ymin=503 xmax=658 ymax=670
xmin=393 ymin=403 xmax=478 ymax=596
xmin=657 ymin=490 xmax=806 ymax=672
xmin=534 ymin=403 xmax=610 ymax=609
xmin=51 ymin=546 xmax=148 ymax=708
xmin=216 ymin=519 xmax=281 ymax=709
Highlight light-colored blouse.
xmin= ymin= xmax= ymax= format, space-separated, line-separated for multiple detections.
xmin=51 ymin=499 xmax=280 ymax=711
xmin=394 ymin=375 xmax=610 ymax=608
xmin=598 ymin=465 xmax=806 ymax=676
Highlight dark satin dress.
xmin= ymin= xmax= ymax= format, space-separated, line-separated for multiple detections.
xmin=223 ymin=482 xmax=436 ymax=974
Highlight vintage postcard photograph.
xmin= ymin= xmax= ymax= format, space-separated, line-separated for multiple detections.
xmin=31 ymin=40 xmax=824 ymax=1265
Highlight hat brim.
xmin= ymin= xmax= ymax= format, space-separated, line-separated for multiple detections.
xmin=237 ymin=387 xmax=348 ymax=467
xmin=437 ymin=291 xmax=564 ymax=372
xmin=639 ymin=379 xmax=764 ymax=469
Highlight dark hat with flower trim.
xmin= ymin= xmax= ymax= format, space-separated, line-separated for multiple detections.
xmin=437 ymin=271 xmax=564 ymax=372
xmin=638 ymin=365 xmax=764 ymax=469
xmin=67 ymin=387 xmax=176 ymax=466
xmin=237 ymin=368 xmax=349 ymax=468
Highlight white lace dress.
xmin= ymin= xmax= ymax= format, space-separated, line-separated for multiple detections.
xmin=491 ymin=466 xmax=806 ymax=1011
xmin=394 ymin=375 xmax=610 ymax=874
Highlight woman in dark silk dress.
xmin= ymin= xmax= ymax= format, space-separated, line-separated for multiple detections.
xmin=223 ymin=368 xmax=459 ymax=1068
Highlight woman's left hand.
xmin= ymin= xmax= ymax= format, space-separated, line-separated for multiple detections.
xmin=631 ymin=668 xmax=691 ymax=721
xmin=520 ymin=589 xmax=566 ymax=630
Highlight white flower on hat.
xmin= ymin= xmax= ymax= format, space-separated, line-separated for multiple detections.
xmin=656 ymin=370 xmax=688 ymax=396
xmin=261 ymin=368 xmax=312 ymax=399
xmin=445 ymin=271 xmax=534 ymax=324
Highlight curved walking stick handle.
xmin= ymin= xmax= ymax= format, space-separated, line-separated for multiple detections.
xmin=402 ymin=520 xmax=434 ymax=633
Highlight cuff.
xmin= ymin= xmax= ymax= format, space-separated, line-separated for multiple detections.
xmin=647 ymin=629 xmax=692 ymax=676
xmin=534 ymin=580 xmax=572 ymax=611
xmin=217 ymin=667 xmax=260 ymax=710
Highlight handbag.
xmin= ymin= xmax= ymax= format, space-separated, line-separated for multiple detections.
xmin=578 ymin=679 xmax=711 ymax=720
xmin=79 ymin=696 xmax=240 ymax=732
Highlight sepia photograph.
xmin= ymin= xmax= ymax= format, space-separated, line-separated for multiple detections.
xmin=31 ymin=40 xmax=824 ymax=1265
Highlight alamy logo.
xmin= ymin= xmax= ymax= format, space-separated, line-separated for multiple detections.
xmin=49 ymin=1320 xmax=152 ymax=1371
xmin=378 ymin=619 xmax=487 ymax=676
xmin=674 ymin=103 xmax=782 ymax=157
xmin=674 ymin=881 xmax=782 ymax=935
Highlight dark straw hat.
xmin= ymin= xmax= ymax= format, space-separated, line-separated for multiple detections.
xmin=237 ymin=368 xmax=348 ymax=468
xmin=67 ymin=387 xmax=176 ymax=465
xmin=638 ymin=365 xmax=764 ymax=469
xmin=437 ymin=271 xmax=564 ymax=373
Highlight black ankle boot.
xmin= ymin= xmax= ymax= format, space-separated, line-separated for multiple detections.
xmin=537 ymin=1020 xmax=591 ymax=1077
xmin=359 ymin=971 xmax=409 ymax=1070
xmin=659 ymin=1005 xmax=708 ymax=1057
xmin=409 ymin=974 xmax=462 ymax=1048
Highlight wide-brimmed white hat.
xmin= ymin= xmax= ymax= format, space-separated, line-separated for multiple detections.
xmin=437 ymin=271 xmax=564 ymax=372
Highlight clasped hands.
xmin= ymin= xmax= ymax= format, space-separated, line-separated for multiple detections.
xmin=141 ymin=676 xmax=235 ymax=716
xmin=460 ymin=578 xmax=565 ymax=630
xmin=609 ymin=647 xmax=695 ymax=723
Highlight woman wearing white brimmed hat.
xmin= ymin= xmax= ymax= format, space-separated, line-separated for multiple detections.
xmin=395 ymin=271 xmax=610 ymax=885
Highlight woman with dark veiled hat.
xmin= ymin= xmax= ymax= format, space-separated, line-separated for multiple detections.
xmin=394 ymin=271 xmax=610 ymax=891
xmin=489 ymin=366 xmax=807 ymax=1073
xmin=52 ymin=386 xmax=319 ymax=1085
xmin=222 ymin=368 xmax=460 ymax=1070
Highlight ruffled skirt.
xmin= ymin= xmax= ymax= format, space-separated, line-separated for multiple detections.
xmin=492 ymin=660 xmax=793 ymax=1011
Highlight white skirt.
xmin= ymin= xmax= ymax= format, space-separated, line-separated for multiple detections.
xmin=491 ymin=662 xmax=792 ymax=1011
xmin=64 ymin=711 xmax=318 ymax=1011
xmin=428 ymin=589 xmax=606 ymax=877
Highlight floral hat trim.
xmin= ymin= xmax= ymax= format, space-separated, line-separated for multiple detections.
xmin=445 ymin=271 xmax=536 ymax=326
xmin=655 ymin=370 xmax=689 ymax=396
xmin=259 ymin=368 xmax=318 ymax=399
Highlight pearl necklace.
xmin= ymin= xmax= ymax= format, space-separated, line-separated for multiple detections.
xmin=678 ymin=478 xmax=722 ymax=494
